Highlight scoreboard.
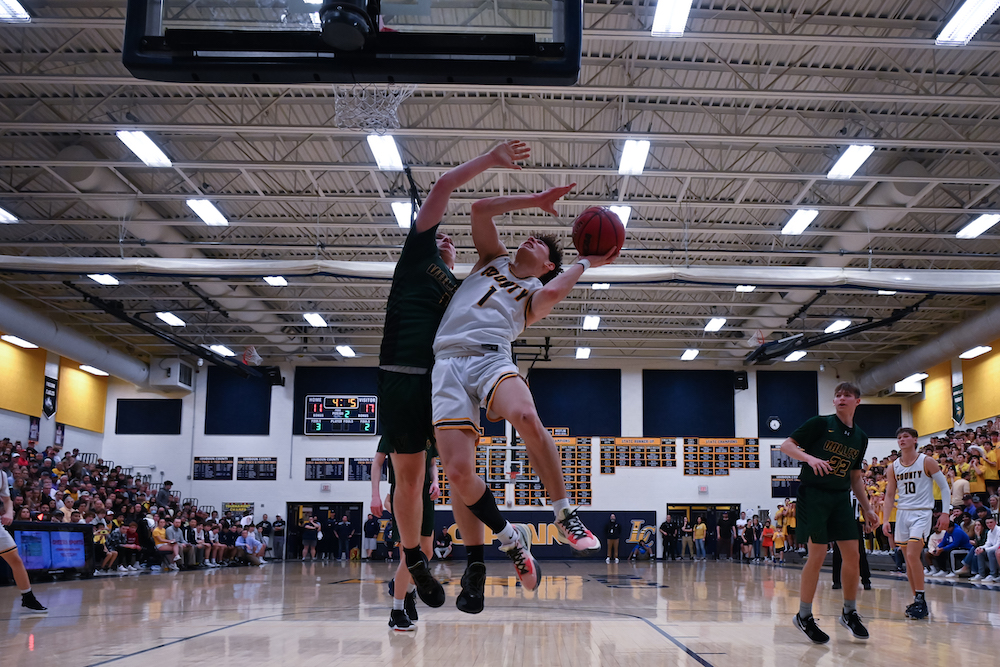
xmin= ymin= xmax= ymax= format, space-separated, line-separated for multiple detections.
xmin=304 ymin=395 xmax=378 ymax=435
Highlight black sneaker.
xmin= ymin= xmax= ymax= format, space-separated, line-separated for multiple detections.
xmin=456 ymin=562 xmax=487 ymax=614
xmin=21 ymin=592 xmax=47 ymax=614
xmin=905 ymin=599 xmax=928 ymax=620
xmin=839 ymin=609 xmax=869 ymax=640
xmin=404 ymin=591 xmax=418 ymax=622
xmin=407 ymin=555 xmax=445 ymax=608
xmin=831 ymin=583 xmax=842 ymax=590
xmin=793 ymin=614 xmax=829 ymax=644
xmin=388 ymin=609 xmax=415 ymax=632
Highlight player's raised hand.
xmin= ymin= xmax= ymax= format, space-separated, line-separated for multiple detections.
xmin=582 ymin=245 xmax=621 ymax=269
xmin=490 ymin=140 xmax=530 ymax=169
xmin=534 ymin=183 xmax=576 ymax=215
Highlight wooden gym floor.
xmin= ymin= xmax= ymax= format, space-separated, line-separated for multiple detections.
xmin=1 ymin=558 xmax=996 ymax=666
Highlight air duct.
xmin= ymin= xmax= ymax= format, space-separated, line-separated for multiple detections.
xmin=0 ymin=291 xmax=149 ymax=385
xmin=856 ymin=299 xmax=1000 ymax=395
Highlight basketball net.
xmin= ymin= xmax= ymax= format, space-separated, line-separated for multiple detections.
xmin=509 ymin=469 xmax=518 ymax=483
xmin=332 ymin=83 xmax=416 ymax=134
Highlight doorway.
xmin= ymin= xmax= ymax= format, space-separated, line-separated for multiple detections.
xmin=285 ymin=501 xmax=363 ymax=560
xmin=667 ymin=503 xmax=742 ymax=558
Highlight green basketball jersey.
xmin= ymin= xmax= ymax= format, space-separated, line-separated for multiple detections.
xmin=379 ymin=224 xmax=459 ymax=369
xmin=790 ymin=414 xmax=868 ymax=492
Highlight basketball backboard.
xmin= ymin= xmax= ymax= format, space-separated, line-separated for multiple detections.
xmin=123 ymin=0 xmax=582 ymax=85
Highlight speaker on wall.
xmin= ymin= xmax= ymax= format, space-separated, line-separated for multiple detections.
xmin=734 ymin=371 xmax=749 ymax=391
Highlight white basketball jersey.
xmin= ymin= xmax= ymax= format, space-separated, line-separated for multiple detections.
xmin=433 ymin=255 xmax=541 ymax=358
xmin=893 ymin=454 xmax=935 ymax=510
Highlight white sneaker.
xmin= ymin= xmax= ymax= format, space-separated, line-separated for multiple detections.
xmin=972 ymin=574 xmax=983 ymax=581
xmin=929 ymin=567 xmax=940 ymax=575
xmin=983 ymin=575 xmax=998 ymax=583
xmin=614 ymin=558 xmax=619 ymax=563
xmin=128 ymin=565 xmax=138 ymax=571
xmin=606 ymin=557 xmax=610 ymax=563
xmin=945 ymin=571 xmax=958 ymax=578
xmin=923 ymin=567 xmax=932 ymax=575
xmin=118 ymin=565 xmax=128 ymax=572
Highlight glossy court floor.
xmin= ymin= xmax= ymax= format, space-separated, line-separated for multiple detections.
xmin=1 ymin=558 xmax=996 ymax=667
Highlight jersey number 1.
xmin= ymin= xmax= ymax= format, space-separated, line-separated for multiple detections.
xmin=477 ymin=286 xmax=497 ymax=306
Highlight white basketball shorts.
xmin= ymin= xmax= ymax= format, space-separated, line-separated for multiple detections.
xmin=0 ymin=524 xmax=17 ymax=553
xmin=432 ymin=353 xmax=522 ymax=434
xmin=894 ymin=509 xmax=932 ymax=544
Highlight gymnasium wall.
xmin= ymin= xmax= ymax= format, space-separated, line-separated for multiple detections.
xmin=962 ymin=338 xmax=1000 ymax=425
xmin=911 ymin=360 xmax=953 ymax=436
xmin=97 ymin=361 xmax=910 ymax=534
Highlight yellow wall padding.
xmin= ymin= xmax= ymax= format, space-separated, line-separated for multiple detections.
xmin=962 ymin=339 xmax=1000 ymax=424
xmin=912 ymin=360 xmax=954 ymax=436
xmin=57 ymin=358 xmax=107 ymax=433
xmin=0 ymin=339 xmax=46 ymax=417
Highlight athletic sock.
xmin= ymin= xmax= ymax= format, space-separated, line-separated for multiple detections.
xmin=407 ymin=583 xmax=416 ymax=594
xmin=552 ymin=498 xmax=570 ymax=518
xmin=915 ymin=591 xmax=925 ymax=602
xmin=798 ymin=601 xmax=812 ymax=619
xmin=496 ymin=522 xmax=519 ymax=547
xmin=403 ymin=547 xmax=423 ymax=569
xmin=467 ymin=544 xmax=485 ymax=565
xmin=393 ymin=597 xmax=405 ymax=610
xmin=468 ymin=488 xmax=507 ymax=533
xmin=843 ymin=599 xmax=857 ymax=613
xmin=20 ymin=587 xmax=31 ymax=595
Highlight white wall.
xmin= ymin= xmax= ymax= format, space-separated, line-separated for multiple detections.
xmin=92 ymin=360 xmax=909 ymax=535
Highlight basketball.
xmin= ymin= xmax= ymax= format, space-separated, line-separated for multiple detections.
xmin=572 ymin=207 xmax=625 ymax=257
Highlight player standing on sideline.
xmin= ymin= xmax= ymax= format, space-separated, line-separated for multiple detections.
xmin=377 ymin=140 xmax=531 ymax=631
xmin=780 ymin=382 xmax=878 ymax=644
xmin=432 ymin=181 xmax=617 ymax=603
xmin=0 ymin=463 xmax=46 ymax=613
xmin=882 ymin=426 xmax=950 ymax=620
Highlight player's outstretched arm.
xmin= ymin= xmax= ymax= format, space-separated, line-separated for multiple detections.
xmin=469 ymin=183 xmax=575 ymax=269
xmin=413 ymin=140 xmax=530 ymax=234
xmin=526 ymin=244 xmax=619 ymax=327
xmin=371 ymin=452 xmax=385 ymax=516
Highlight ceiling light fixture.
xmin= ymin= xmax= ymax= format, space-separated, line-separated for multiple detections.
xmin=116 ymin=130 xmax=172 ymax=167
xmin=704 ymin=317 xmax=726 ymax=332
xmin=824 ymin=319 xmax=852 ymax=334
xmin=79 ymin=365 xmax=109 ymax=377
xmin=0 ymin=206 xmax=17 ymax=223
xmin=0 ymin=1 xmax=30 ymax=22
xmin=781 ymin=209 xmax=819 ymax=235
xmin=618 ymin=140 xmax=650 ymax=175
xmin=936 ymin=0 xmax=1000 ymax=46
xmin=303 ymin=312 xmax=327 ymax=327
xmin=575 ymin=347 xmax=591 ymax=360
xmin=901 ymin=372 xmax=929 ymax=383
xmin=186 ymin=199 xmax=229 ymax=226
xmin=955 ymin=213 xmax=1000 ymax=239
xmin=391 ymin=201 xmax=413 ymax=228
xmin=209 ymin=344 xmax=235 ymax=357
xmin=591 ymin=283 xmax=611 ymax=290
xmin=87 ymin=274 xmax=119 ymax=286
xmin=878 ymin=290 xmax=897 ymax=295
xmin=263 ymin=276 xmax=288 ymax=287
xmin=156 ymin=311 xmax=186 ymax=327
xmin=784 ymin=350 xmax=807 ymax=362
xmin=336 ymin=345 xmax=356 ymax=357
xmin=583 ymin=314 xmax=601 ymax=331
xmin=650 ymin=0 xmax=694 ymax=36
xmin=959 ymin=345 xmax=992 ymax=359
xmin=735 ymin=285 xmax=756 ymax=292
xmin=1 ymin=334 xmax=37 ymax=349
xmin=681 ymin=349 xmax=699 ymax=361
xmin=827 ymin=145 xmax=875 ymax=180
xmin=367 ymin=134 xmax=404 ymax=171
xmin=609 ymin=205 xmax=632 ymax=227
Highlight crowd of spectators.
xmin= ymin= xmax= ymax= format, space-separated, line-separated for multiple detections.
xmin=0 ymin=437 xmax=281 ymax=575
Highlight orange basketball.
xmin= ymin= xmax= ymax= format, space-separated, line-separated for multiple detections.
xmin=572 ymin=207 xmax=625 ymax=257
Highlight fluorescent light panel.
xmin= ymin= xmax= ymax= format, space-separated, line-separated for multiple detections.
xmin=209 ymin=344 xmax=235 ymax=357
xmin=784 ymin=350 xmax=807 ymax=362
xmin=367 ymin=134 xmax=403 ymax=171
xmin=591 ymin=283 xmax=611 ymax=290
xmin=902 ymin=372 xmax=929 ymax=383
xmin=609 ymin=205 xmax=632 ymax=228
xmin=618 ymin=140 xmax=650 ymax=175
xmin=0 ymin=206 xmax=17 ymax=223
xmin=263 ymin=276 xmax=287 ymax=287
xmin=186 ymin=199 xmax=228 ymax=226
xmin=583 ymin=315 xmax=601 ymax=330
xmin=936 ymin=0 xmax=1000 ymax=46
xmin=303 ymin=312 xmax=327 ymax=327
xmin=336 ymin=345 xmax=356 ymax=357
xmin=0 ymin=1 xmax=30 ymax=22
xmin=156 ymin=311 xmax=185 ymax=327
xmin=956 ymin=213 xmax=1000 ymax=239
xmin=704 ymin=317 xmax=726 ymax=332
xmin=735 ymin=285 xmax=756 ymax=292
xmin=878 ymin=290 xmax=897 ymax=295
xmin=391 ymin=201 xmax=413 ymax=228
xmin=79 ymin=365 xmax=109 ymax=376
xmin=681 ymin=349 xmax=699 ymax=361
xmin=575 ymin=347 xmax=591 ymax=360
xmin=1 ymin=334 xmax=37 ymax=349
xmin=960 ymin=345 xmax=992 ymax=359
xmin=651 ymin=0 xmax=694 ymax=36
xmin=781 ymin=209 xmax=819 ymax=235
xmin=116 ymin=130 xmax=172 ymax=167
xmin=87 ymin=274 xmax=119 ymax=286
xmin=824 ymin=319 xmax=852 ymax=334
xmin=827 ymin=145 xmax=875 ymax=180
xmin=895 ymin=372 xmax=928 ymax=393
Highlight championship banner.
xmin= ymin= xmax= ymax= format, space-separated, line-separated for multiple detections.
xmin=43 ymin=377 xmax=57 ymax=418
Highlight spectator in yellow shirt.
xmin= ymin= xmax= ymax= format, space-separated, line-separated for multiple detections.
xmin=693 ymin=516 xmax=707 ymax=560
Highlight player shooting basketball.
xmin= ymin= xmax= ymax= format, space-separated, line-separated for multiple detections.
xmin=432 ymin=181 xmax=620 ymax=610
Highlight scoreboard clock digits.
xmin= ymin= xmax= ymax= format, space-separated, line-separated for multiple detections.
xmin=305 ymin=395 xmax=378 ymax=435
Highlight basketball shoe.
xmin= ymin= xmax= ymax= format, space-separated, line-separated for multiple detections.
xmin=456 ymin=561 xmax=487 ymax=614
xmin=388 ymin=609 xmax=415 ymax=632
xmin=555 ymin=508 xmax=600 ymax=551
xmin=905 ymin=599 xmax=928 ymax=620
xmin=839 ymin=609 xmax=869 ymax=640
xmin=501 ymin=524 xmax=540 ymax=591
xmin=404 ymin=591 xmax=418 ymax=621
xmin=793 ymin=614 xmax=829 ymax=644
xmin=21 ymin=592 xmax=47 ymax=614
xmin=406 ymin=554 xmax=445 ymax=607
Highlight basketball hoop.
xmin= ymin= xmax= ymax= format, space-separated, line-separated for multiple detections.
xmin=332 ymin=83 xmax=416 ymax=134
xmin=509 ymin=469 xmax=518 ymax=483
